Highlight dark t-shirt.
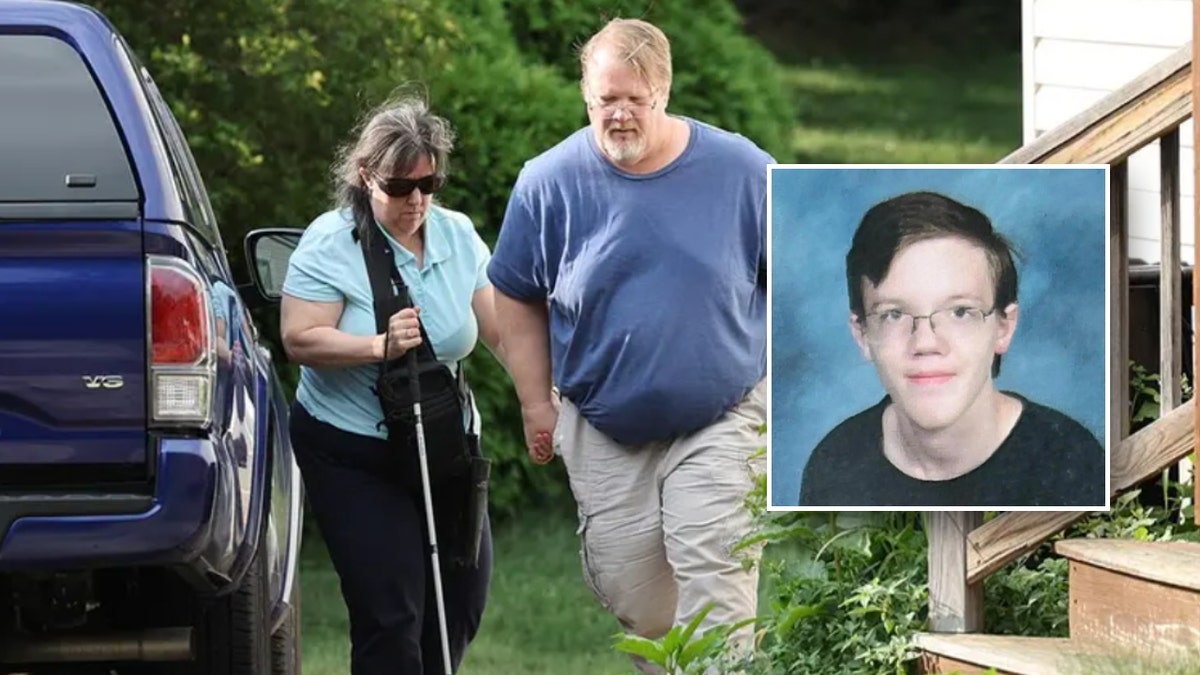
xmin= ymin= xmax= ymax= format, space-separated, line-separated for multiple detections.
xmin=797 ymin=393 xmax=1106 ymax=508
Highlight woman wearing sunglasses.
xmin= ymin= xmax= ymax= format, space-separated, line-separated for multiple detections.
xmin=278 ymin=93 xmax=514 ymax=674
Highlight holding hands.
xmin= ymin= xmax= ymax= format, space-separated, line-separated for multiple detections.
xmin=521 ymin=398 xmax=558 ymax=465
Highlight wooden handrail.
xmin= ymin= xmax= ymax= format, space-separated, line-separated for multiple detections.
xmin=933 ymin=43 xmax=1199 ymax=590
xmin=965 ymin=400 xmax=1195 ymax=585
xmin=1000 ymin=43 xmax=1191 ymax=165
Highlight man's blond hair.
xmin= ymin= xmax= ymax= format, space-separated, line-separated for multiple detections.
xmin=579 ymin=18 xmax=673 ymax=96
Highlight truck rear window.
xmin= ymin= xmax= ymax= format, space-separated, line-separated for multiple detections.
xmin=0 ymin=34 xmax=138 ymax=205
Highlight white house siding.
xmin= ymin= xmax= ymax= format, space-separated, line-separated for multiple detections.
xmin=1023 ymin=0 xmax=1194 ymax=264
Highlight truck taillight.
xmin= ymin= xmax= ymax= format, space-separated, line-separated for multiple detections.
xmin=147 ymin=257 xmax=214 ymax=427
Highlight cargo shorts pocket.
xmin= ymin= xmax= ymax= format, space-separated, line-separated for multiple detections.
xmin=555 ymin=397 xmax=599 ymax=517
xmin=576 ymin=513 xmax=612 ymax=612
xmin=551 ymin=390 xmax=565 ymax=456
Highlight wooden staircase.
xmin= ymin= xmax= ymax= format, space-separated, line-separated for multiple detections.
xmin=913 ymin=27 xmax=1200 ymax=674
xmin=919 ymin=539 xmax=1200 ymax=673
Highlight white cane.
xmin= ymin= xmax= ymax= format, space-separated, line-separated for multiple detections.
xmin=407 ymin=345 xmax=453 ymax=675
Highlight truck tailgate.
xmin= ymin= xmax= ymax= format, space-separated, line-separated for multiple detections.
xmin=0 ymin=223 xmax=148 ymax=486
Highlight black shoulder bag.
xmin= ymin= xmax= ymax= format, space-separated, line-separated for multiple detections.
xmin=358 ymin=227 xmax=490 ymax=567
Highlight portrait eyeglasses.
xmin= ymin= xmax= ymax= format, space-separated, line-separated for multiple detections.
xmin=374 ymin=174 xmax=446 ymax=197
xmin=863 ymin=306 xmax=998 ymax=342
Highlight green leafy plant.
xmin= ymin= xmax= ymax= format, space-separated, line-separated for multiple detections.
xmin=1129 ymin=360 xmax=1194 ymax=428
xmin=1126 ymin=360 xmax=1196 ymax=514
xmin=982 ymin=556 xmax=1069 ymax=637
xmin=613 ymin=603 xmax=757 ymax=675
xmin=745 ymin=513 xmax=930 ymax=674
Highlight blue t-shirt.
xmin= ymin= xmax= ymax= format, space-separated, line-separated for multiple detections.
xmin=283 ymin=205 xmax=492 ymax=439
xmin=487 ymin=117 xmax=770 ymax=444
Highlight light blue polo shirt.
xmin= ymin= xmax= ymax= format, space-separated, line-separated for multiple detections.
xmin=282 ymin=205 xmax=491 ymax=439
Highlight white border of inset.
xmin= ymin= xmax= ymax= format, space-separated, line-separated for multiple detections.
xmin=766 ymin=163 xmax=1112 ymax=512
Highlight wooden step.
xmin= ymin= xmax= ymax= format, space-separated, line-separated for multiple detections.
xmin=914 ymin=634 xmax=1106 ymax=674
xmin=1055 ymin=538 xmax=1200 ymax=656
xmin=1056 ymin=539 xmax=1200 ymax=591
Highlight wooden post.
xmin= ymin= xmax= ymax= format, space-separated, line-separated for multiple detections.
xmin=1193 ymin=2 xmax=1200 ymax=525
xmin=1161 ymin=129 xmax=1182 ymax=414
xmin=927 ymin=512 xmax=983 ymax=633
xmin=1112 ymin=163 xmax=1130 ymax=449
xmin=1160 ymin=131 xmax=1188 ymax=487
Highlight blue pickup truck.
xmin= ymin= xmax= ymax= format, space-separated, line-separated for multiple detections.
xmin=0 ymin=2 xmax=303 ymax=673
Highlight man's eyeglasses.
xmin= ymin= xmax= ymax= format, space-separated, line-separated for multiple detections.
xmin=586 ymin=96 xmax=659 ymax=117
xmin=373 ymin=174 xmax=446 ymax=198
xmin=862 ymin=306 xmax=998 ymax=343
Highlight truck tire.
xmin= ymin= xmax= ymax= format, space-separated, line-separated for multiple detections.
xmin=270 ymin=574 xmax=301 ymax=675
xmin=196 ymin=530 xmax=271 ymax=675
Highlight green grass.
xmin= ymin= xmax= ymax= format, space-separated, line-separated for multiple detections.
xmin=298 ymin=514 xmax=804 ymax=675
xmin=784 ymin=52 xmax=1022 ymax=164
xmin=299 ymin=512 xmax=632 ymax=675
xmin=296 ymin=537 xmax=351 ymax=675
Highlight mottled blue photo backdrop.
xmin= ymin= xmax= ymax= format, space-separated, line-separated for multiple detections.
xmin=769 ymin=166 xmax=1108 ymax=508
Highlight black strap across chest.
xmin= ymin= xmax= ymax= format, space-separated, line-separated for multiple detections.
xmin=355 ymin=226 xmax=474 ymax=427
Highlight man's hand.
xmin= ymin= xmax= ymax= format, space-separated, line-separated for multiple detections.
xmin=492 ymin=290 xmax=556 ymax=463
xmin=521 ymin=398 xmax=559 ymax=465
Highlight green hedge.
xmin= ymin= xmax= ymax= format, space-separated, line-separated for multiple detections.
xmin=90 ymin=0 xmax=793 ymax=521
xmin=91 ymin=0 xmax=460 ymax=255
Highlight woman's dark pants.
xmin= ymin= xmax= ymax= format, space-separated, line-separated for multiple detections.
xmin=290 ymin=402 xmax=492 ymax=675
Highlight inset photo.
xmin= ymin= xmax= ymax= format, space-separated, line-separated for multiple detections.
xmin=768 ymin=165 xmax=1109 ymax=511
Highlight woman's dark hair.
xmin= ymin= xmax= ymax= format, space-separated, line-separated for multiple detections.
xmin=330 ymin=91 xmax=455 ymax=237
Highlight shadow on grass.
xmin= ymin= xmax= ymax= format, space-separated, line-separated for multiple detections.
xmin=782 ymin=51 xmax=1023 ymax=164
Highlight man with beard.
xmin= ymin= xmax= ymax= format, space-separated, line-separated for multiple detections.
xmin=486 ymin=17 xmax=771 ymax=671
xmin=798 ymin=190 xmax=1106 ymax=508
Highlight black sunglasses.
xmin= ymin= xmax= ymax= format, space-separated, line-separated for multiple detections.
xmin=373 ymin=173 xmax=446 ymax=197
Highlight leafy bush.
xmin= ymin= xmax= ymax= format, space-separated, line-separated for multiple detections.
xmin=982 ymin=556 xmax=1069 ymax=638
xmin=1130 ymin=361 xmax=1194 ymax=430
xmin=742 ymin=512 xmax=930 ymax=674
xmin=412 ymin=0 xmax=586 ymax=233
xmin=91 ymin=0 xmax=460 ymax=262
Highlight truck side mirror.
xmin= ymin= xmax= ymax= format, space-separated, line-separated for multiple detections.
xmin=243 ymin=229 xmax=303 ymax=303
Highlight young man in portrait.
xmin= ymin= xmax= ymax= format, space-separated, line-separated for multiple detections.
xmin=798 ymin=190 xmax=1106 ymax=508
